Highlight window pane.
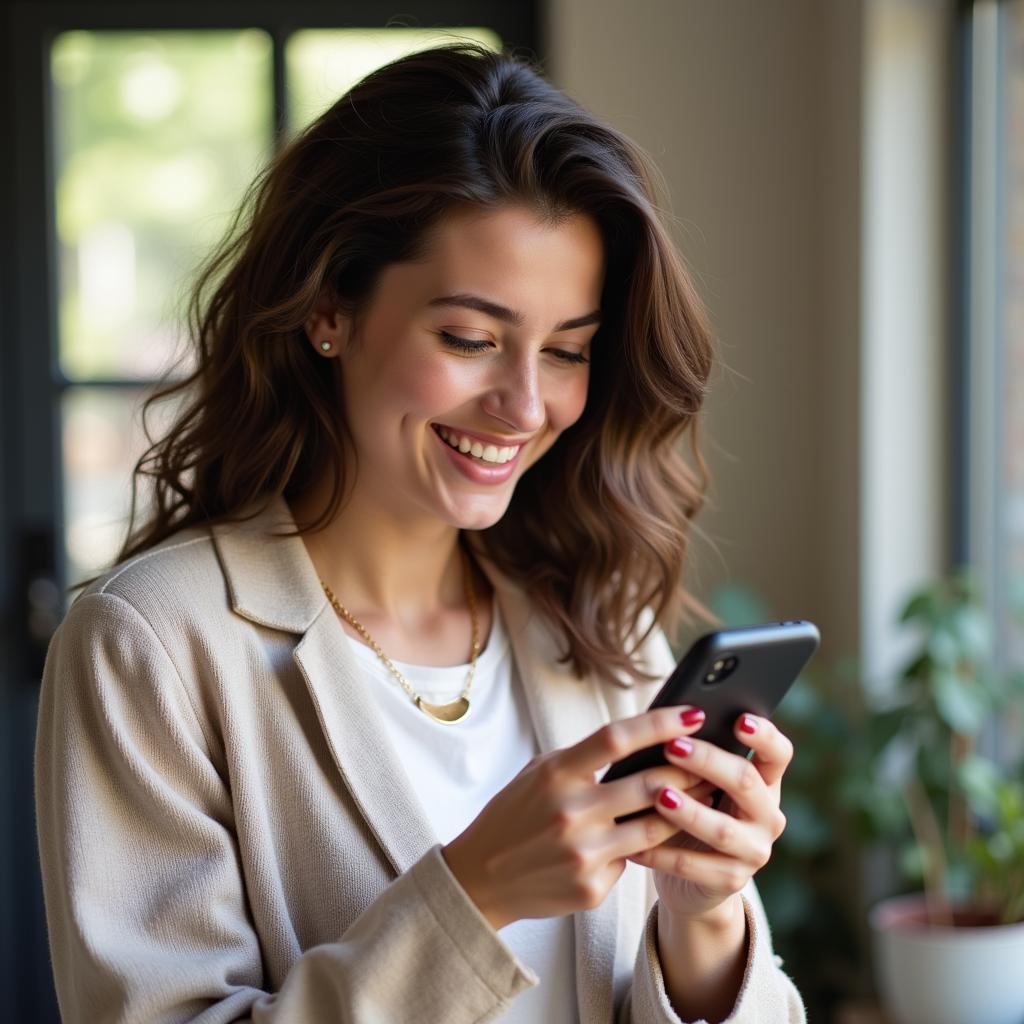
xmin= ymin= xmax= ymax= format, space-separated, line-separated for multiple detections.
xmin=51 ymin=30 xmax=273 ymax=381
xmin=1004 ymin=2 xmax=1024 ymax=670
xmin=62 ymin=386 xmax=182 ymax=591
xmin=286 ymin=28 xmax=502 ymax=133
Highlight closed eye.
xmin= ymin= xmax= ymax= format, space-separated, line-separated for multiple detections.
xmin=438 ymin=330 xmax=589 ymax=366
xmin=438 ymin=331 xmax=491 ymax=354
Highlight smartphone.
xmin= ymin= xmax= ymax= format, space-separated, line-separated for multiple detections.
xmin=599 ymin=620 xmax=820 ymax=816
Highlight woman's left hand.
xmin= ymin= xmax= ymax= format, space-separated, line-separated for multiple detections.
xmin=627 ymin=713 xmax=793 ymax=921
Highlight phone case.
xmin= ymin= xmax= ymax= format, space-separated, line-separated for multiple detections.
xmin=600 ymin=620 xmax=820 ymax=791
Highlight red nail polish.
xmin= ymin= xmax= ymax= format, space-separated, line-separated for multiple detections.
xmin=659 ymin=787 xmax=681 ymax=810
xmin=739 ymin=714 xmax=757 ymax=735
xmin=666 ymin=737 xmax=693 ymax=758
xmin=680 ymin=708 xmax=705 ymax=728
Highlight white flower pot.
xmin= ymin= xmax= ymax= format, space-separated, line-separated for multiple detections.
xmin=870 ymin=893 xmax=1024 ymax=1024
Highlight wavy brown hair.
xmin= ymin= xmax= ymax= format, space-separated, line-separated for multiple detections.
xmin=88 ymin=42 xmax=718 ymax=685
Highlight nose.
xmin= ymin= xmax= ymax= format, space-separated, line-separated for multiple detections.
xmin=480 ymin=352 xmax=546 ymax=434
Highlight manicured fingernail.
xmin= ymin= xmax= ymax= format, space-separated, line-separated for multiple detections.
xmin=739 ymin=714 xmax=757 ymax=735
xmin=659 ymin=787 xmax=681 ymax=809
xmin=666 ymin=737 xmax=693 ymax=758
xmin=680 ymin=708 xmax=705 ymax=728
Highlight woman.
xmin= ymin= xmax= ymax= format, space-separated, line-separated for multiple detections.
xmin=36 ymin=43 xmax=803 ymax=1023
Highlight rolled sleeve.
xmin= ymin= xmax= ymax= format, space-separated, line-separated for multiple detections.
xmin=623 ymin=887 xmax=805 ymax=1024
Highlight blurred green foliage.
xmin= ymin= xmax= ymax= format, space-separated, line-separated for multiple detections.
xmin=842 ymin=573 xmax=1024 ymax=924
xmin=711 ymin=571 xmax=1024 ymax=1017
xmin=51 ymin=30 xmax=273 ymax=380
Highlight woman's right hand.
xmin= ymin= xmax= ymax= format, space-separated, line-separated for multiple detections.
xmin=441 ymin=707 xmax=713 ymax=930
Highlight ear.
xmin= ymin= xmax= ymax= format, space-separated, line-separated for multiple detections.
xmin=304 ymin=294 xmax=350 ymax=357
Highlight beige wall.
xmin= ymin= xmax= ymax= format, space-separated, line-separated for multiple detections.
xmin=545 ymin=0 xmax=952 ymax=678
xmin=546 ymin=0 xmax=850 ymax=665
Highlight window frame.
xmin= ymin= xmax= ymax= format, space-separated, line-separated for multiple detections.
xmin=961 ymin=0 xmax=1020 ymax=689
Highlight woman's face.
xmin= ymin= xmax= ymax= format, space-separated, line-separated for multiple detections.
xmin=316 ymin=204 xmax=605 ymax=532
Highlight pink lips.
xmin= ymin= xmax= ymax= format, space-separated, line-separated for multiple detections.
xmin=432 ymin=425 xmax=524 ymax=484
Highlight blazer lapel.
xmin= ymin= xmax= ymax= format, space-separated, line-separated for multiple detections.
xmin=211 ymin=497 xmax=437 ymax=876
xmin=474 ymin=551 xmax=622 ymax=1023
xmin=292 ymin=605 xmax=438 ymax=873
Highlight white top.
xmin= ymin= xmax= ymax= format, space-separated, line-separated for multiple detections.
xmin=347 ymin=603 xmax=577 ymax=1022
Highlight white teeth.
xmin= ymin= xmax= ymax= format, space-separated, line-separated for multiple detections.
xmin=436 ymin=426 xmax=521 ymax=464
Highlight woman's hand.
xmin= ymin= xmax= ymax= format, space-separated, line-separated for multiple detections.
xmin=442 ymin=707 xmax=711 ymax=930
xmin=627 ymin=713 xmax=793 ymax=922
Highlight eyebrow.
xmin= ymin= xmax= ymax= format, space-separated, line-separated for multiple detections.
xmin=426 ymin=293 xmax=602 ymax=332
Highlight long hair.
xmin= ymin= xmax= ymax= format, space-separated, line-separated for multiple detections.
xmin=89 ymin=42 xmax=717 ymax=685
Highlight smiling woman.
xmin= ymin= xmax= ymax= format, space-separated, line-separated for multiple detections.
xmin=36 ymin=43 xmax=804 ymax=1024
xmin=292 ymin=204 xmax=602 ymax=552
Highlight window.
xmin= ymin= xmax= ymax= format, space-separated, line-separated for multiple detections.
xmin=50 ymin=23 xmax=502 ymax=588
xmin=965 ymin=0 xmax=1024 ymax=758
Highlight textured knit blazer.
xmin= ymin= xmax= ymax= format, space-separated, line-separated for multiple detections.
xmin=35 ymin=495 xmax=805 ymax=1023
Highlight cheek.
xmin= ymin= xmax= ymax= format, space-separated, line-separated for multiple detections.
xmin=351 ymin=349 xmax=462 ymax=422
xmin=393 ymin=355 xmax=461 ymax=414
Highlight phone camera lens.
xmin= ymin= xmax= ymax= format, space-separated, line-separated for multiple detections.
xmin=703 ymin=653 xmax=738 ymax=687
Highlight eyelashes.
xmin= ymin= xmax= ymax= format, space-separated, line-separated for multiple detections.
xmin=438 ymin=330 xmax=488 ymax=353
xmin=438 ymin=330 xmax=590 ymax=366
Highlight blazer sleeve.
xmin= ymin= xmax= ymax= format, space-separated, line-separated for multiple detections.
xmin=618 ymin=622 xmax=807 ymax=1024
xmin=35 ymin=592 xmax=536 ymax=1024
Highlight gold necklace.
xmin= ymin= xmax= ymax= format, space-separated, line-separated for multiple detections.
xmin=319 ymin=547 xmax=480 ymax=724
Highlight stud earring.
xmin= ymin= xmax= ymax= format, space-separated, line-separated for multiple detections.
xmin=319 ymin=341 xmax=333 ymax=352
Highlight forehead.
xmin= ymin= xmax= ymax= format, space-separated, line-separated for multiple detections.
xmin=402 ymin=204 xmax=606 ymax=317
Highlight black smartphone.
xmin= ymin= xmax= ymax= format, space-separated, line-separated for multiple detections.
xmin=599 ymin=620 xmax=820 ymax=816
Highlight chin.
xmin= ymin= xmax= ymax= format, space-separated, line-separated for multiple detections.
xmin=446 ymin=498 xmax=513 ymax=533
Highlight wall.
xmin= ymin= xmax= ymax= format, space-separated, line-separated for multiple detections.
xmin=545 ymin=0 xmax=954 ymax=684
xmin=547 ymin=0 xmax=839 ymax=658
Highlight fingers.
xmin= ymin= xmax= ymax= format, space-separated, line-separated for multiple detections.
xmin=596 ymin=764 xmax=702 ymax=820
xmin=629 ymin=842 xmax=753 ymax=894
xmin=648 ymin=784 xmax=778 ymax=867
xmin=733 ymin=714 xmax=795 ymax=788
xmin=661 ymin=737 xmax=769 ymax=821
xmin=606 ymin=808 xmax=680 ymax=860
xmin=561 ymin=706 xmax=708 ymax=777
xmin=661 ymin=716 xmax=794 ymax=821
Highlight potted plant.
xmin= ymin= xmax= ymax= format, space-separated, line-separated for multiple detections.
xmin=845 ymin=572 xmax=1024 ymax=1024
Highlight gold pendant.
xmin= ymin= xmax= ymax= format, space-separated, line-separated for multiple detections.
xmin=416 ymin=695 xmax=470 ymax=724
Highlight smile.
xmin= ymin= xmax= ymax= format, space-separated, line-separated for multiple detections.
xmin=433 ymin=425 xmax=521 ymax=465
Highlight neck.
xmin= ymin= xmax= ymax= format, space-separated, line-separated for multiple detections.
xmin=287 ymin=480 xmax=473 ymax=627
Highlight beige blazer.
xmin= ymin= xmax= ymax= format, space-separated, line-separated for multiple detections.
xmin=35 ymin=496 xmax=805 ymax=1023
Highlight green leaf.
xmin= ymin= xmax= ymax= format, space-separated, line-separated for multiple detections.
xmin=926 ymin=628 xmax=959 ymax=667
xmin=958 ymin=755 xmax=1002 ymax=816
xmin=899 ymin=651 xmax=932 ymax=683
xmin=899 ymin=589 xmax=936 ymax=625
xmin=931 ymin=669 xmax=988 ymax=734
xmin=899 ymin=843 xmax=927 ymax=883
xmin=949 ymin=605 xmax=992 ymax=661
